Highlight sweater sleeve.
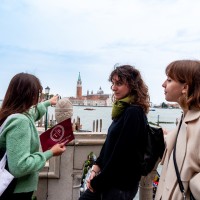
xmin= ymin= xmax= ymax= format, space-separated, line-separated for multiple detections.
xmin=91 ymin=106 xmax=146 ymax=191
xmin=29 ymin=101 xmax=51 ymax=122
xmin=5 ymin=116 xmax=53 ymax=178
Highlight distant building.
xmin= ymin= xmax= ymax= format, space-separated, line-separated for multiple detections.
xmin=76 ymin=72 xmax=82 ymax=99
xmin=69 ymin=72 xmax=112 ymax=106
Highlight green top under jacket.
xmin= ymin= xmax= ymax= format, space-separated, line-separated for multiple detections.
xmin=0 ymin=101 xmax=53 ymax=193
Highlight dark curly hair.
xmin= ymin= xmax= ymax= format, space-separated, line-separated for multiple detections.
xmin=109 ymin=65 xmax=150 ymax=114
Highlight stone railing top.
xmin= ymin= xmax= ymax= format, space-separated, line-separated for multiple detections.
xmin=69 ymin=132 xmax=107 ymax=146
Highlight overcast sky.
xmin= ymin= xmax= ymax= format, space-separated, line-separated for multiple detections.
xmin=1 ymin=0 xmax=200 ymax=104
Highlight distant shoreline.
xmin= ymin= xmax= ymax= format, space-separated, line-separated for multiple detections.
xmin=72 ymin=104 xmax=181 ymax=110
xmin=72 ymin=105 xmax=112 ymax=108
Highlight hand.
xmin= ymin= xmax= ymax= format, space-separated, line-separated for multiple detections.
xmin=90 ymin=170 xmax=97 ymax=179
xmin=91 ymin=165 xmax=100 ymax=174
xmin=49 ymin=95 xmax=59 ymax=106
xmin=50 ymin=142 xmax=66 ymax=156
xmin=86 ymin=166 xmax=100 ymax=192
xmin=86 ymin=174 xmax=95 ymax=192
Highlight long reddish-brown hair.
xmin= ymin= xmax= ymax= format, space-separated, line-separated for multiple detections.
xmin=166 ymin=60 xmax=200 ymax=109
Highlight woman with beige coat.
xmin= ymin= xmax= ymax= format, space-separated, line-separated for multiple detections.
xmin=155 ymin=60 xmax=200 ymax=200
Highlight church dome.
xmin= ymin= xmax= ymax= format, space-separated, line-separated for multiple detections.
xmin=97 ymin=87 xmax=104 ymax=94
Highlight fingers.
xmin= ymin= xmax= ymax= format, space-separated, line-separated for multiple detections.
xmin=59 ymin=142 xmax=66 ymax=147
xmin=49 ymin=95 xmax=59 ymax=105
xmin=86 ymin=180 xmax=94 ymax=192
xmin=50 ymin=143 xmax=66 ymax=156
xmin=58 ymin=143 xmax=66 ymax=151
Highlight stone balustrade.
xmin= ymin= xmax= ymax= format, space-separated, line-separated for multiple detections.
xmin=35 ymin=132 xmax=157 ymax=200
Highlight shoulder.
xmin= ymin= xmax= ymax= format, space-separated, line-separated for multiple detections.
xmin=123 ymin=105 xmax=145 ymax=122
xmin=0 ymin=114 xmax=31 ymax=140
xmin=184 ymin=110 xmax=200 ymax=133
xmin=4 ymin=114 xmax=30 ymax=129
xmin=126 ymin=105 xmax=144 ymax=114
xmin=8 ymin=113 xmax=29 ymax=121
xmin=185 ymin=110 xmax=200 ymax=123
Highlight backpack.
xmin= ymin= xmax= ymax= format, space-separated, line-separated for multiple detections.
xmin=141 ymin=118 xmax=165 ymax=176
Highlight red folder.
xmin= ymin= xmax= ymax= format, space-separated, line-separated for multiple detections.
xmin=40 ymin=118 xmax=74 ymax=152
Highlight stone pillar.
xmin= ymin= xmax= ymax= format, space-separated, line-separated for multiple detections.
xmin=54 ymin=97 xmax=73 ymax=123
xmin=139 ymin=162 xmax=159 ymax=200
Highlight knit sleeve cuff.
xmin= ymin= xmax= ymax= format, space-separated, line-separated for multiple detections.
xmin=43 ymin=150 xmax=53 ymax=160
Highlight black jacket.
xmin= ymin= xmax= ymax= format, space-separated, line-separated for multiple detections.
xmin=91 ymin=105 xmax=147 ymax=192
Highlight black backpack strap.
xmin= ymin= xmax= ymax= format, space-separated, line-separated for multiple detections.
xmin=173 ymin=115 xmax=186 ymax=199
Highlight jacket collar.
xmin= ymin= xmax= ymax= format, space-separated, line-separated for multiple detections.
xmin=184 ymin=110 xmax=200 ymax=123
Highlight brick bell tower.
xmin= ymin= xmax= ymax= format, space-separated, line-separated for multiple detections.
xmin=76 ymin=72 xmax=82 ymax=99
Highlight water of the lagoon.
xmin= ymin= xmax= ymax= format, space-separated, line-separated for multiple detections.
xmin=0 ymin=99 xmax=182 ymax=132
xmin=48 ymin=105 xmax=182 ymax=132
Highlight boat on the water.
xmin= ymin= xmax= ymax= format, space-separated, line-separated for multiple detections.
xmin=84 ymin=108 xmax=95 ymax=111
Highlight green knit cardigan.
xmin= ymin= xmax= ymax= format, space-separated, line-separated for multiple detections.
xmin=0 ymin=101 xmax=53 ymax=193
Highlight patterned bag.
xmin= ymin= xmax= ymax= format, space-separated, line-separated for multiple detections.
xmin=0 ymin=114 xmax=19 ymax=198
xmin=0 ymin=152 xmax=14 ymax=196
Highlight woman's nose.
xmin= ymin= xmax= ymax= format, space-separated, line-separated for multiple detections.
xmin=162 ymin=80 xmax=166 ymax=88
xmin=112 ymin=85 xmax=117 ymax=91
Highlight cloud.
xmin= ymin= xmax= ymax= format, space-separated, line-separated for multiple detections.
xmin=0 ymin=0 xmax=200 ymax=104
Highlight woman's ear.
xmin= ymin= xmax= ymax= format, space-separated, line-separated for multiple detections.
xmin=182 ymin=84 xmax=188 ymax=94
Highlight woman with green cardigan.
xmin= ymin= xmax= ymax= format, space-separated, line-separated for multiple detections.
xmin=0 ymin=73 xmax=66 ymax=200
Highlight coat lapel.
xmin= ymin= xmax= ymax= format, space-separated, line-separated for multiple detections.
xmin=163 ymin=117 xmax=187 ymax=198
xmin=175 ymin=119 xmax=187 ymax=172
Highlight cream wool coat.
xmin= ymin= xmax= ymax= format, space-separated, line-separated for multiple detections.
xmin=155 ymin=110 xmax=200 ymax=200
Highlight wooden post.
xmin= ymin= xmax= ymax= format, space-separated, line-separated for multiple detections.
xmin=76 ymin=116 xmax=81 ymax=131
xmin=72 ymin=119 xmax=76 ymax=132
xmin=96 ymin=120 xmax=98 ymax=132
xmin=50 ymin=114 xmax=54 ymax=127
xmin=100 ymin=119 xmax=102 ymax=132
xmin=157 ymin=115 xmax=160 ymax=126
xmin=93 ymin=120 xmax=95 ymax=132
